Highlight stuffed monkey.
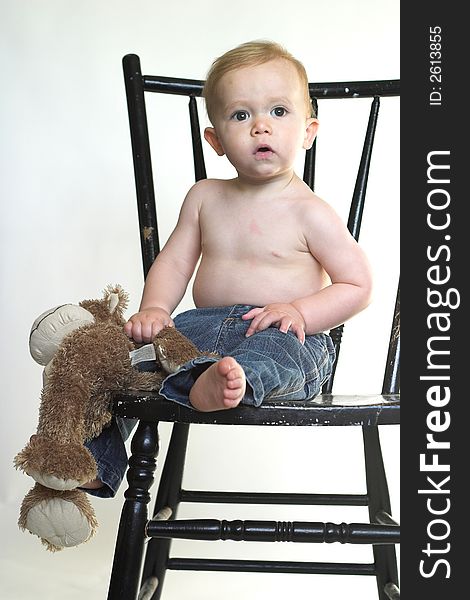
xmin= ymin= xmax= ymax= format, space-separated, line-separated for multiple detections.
xmin=14 ymin=285 xmax=203 ymax=551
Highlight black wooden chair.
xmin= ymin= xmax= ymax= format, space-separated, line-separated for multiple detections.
xmin=107 ymin=54 xmax=400 ymax=600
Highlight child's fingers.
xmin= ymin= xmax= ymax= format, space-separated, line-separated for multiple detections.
xmin=245 ymin=314 xmax=269 ymax=336
xmin=290 ymin=322 xmax=306 ymax=344
xmin=127 ymin=320 xmax=143 ymax=343
xmin=245 ymin=310 xmax=281 ymax=336
xmin=242 ymin=307 xmax=264 ymax=320
xmin=279 ymin=317 xmax=305 ymax=344
xmin=123 ymin=321 xmax=133 ymax=337
xmin=245 ymin=310 xmax=306 ymax=344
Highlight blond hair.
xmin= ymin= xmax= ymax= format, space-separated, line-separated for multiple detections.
xmin=203 ymin=40 xmax=314 ymax=123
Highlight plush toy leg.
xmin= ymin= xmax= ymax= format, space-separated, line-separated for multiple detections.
xmin=18 ymin=483 xmax=98 ymax=552
xmin=14 ymin=435 xmax=97 ymax=490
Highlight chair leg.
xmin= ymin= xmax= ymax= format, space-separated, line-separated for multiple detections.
xmin=140 ymin=423 xmax=191 ymax=599
xmin=363 ymin=426 xmax=399 ymax=599
xmin=107 ymin=421 xmax=159 ymax=600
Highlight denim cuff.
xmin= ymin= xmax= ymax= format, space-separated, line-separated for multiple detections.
xmin=83 ymin=418 xmax=132 ymax=498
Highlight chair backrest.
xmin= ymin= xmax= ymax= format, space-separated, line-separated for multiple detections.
xmin=122 ymin=53 xmax=400 ymax=396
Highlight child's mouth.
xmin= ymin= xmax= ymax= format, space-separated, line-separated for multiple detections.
xmin=254 ymin=145 xmax=274 ymax=159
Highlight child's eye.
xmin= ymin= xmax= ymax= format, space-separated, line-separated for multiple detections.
xmin=271 ymin=106 xmax=287 ymax=117
xmin=232 ymin=110 xmax=250 ymax=121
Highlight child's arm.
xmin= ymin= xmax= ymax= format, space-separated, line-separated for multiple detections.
xmin=124 ymin=185 xmax=203 ymax=343
xmin=243 ymin=197 xmax=373 ymax=342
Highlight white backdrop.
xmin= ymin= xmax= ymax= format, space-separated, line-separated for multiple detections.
xmin=1 ymin=1 xmax=399 ymax=598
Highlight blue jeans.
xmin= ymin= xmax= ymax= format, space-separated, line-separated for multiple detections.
xmin=85 ymin=305 xmax=335 ymax=497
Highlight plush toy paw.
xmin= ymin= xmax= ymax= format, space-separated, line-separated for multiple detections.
xmin=14 ymin=435 xmax=98 ymax=491
xmin=18 ymin=483 xmax=98 ymax=552
xmin=154 ymin=326 xmax=204 ymax=373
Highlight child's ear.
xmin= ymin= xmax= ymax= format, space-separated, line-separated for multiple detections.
xmin=303 ymin=118 xmax=319 ymax=150
xmin=204 ymin=127 xmax=225 ymax=156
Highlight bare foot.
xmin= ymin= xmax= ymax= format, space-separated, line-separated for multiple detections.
xmin=189 ymin=357 xmax=246 ymax=412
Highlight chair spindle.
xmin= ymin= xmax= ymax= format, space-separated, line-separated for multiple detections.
xmin=188 ymin=96 xmax=207 ymax=181
xmin=122 ymin=54 xmax=160 ymax=277
xmin=323 ymin=96 xmax=381 ymax=392
xmin=382 ymin=282 xmax=400 ymax=395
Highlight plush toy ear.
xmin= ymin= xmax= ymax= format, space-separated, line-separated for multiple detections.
xmin=108 ymin=293 xmax=120 ymax=315
xmin=103 ymin=284 xmax=129 ymax=318
xmin=29 ymin=305 xmax=95 ymax=366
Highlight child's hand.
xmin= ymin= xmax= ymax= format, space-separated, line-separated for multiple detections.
xmin=124 ymin=307 xmax=174 ymax=343
xmin=242 ymin=303 xmax=306 ymax=344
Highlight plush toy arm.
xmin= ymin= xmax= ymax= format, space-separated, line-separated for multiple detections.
xmin=153 ymin=326 xmax=205 ymax=373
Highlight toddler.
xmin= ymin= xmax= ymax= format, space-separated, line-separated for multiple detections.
xmin=84 ymin=40 xmax=372 ymax=495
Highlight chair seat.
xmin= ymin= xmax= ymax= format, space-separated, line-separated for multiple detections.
xmin=112 ymin=391 xmax=400 ymax=426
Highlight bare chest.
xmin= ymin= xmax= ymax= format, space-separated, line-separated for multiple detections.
xmin=200 ymin=201 xmax=307 ymax=262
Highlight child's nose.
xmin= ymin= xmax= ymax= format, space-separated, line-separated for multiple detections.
xmin=251 ymin=116 xmax=272 ymax=136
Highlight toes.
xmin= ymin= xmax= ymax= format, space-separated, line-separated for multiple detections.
xmin=189 ymin=358 xmax=245 ymax=412
xmin=217 ymin=357 xmax=236 ymax=376
xmin=226 ymin=367 xmax=242 ymax=381
xmin=223 ymin=387 xmax=242 ymax=400
xmin=226 ymin=377 xmax=243 ymax=389
xmin=223 ymin=397 xmax=242 ymax=408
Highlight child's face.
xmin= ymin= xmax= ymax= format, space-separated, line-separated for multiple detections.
xmin=204 ymin=59 xmax=317 ymax=184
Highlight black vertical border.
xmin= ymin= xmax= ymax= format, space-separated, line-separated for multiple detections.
xmin=401 ymin=3 xmax=465 ymax=597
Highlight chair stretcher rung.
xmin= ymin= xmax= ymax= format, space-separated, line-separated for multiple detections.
xmin=167 ymin=557 xmax=376 ymax=576
xmin=180 ymin=490 xmax=369 ymax=506
xmin=147 ymin=519 xmax=399 ymax=544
